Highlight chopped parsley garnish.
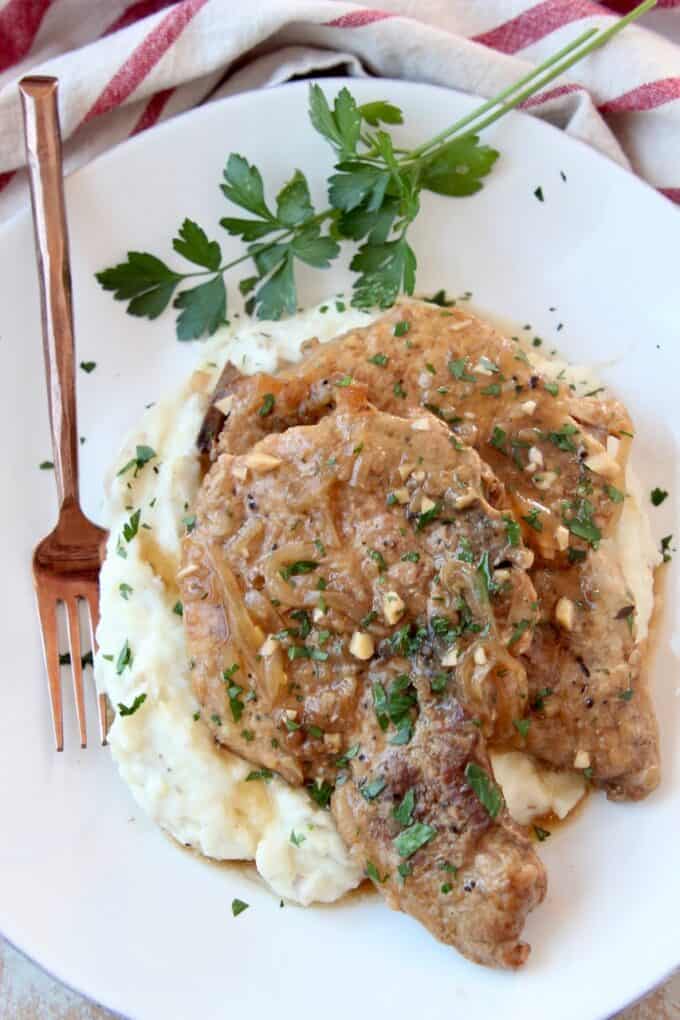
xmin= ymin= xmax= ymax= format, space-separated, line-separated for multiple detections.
xmin=393 ymin=788 xmax=415 ymax=827
xmin=258 ymin=393 xmax=275 ymax=417
xmin=424 ymin=289 xmax=455 ymax=307
xmin=393 ymin=381 xmax=407 ymax=398
xmin=503 ymin=513 xmax=521 ymax=547
xmin=246 ymin=768 xmax=273 ymax=782
xmin=118 ymin=692 xmax=146 ymax=717
xmin=361 ymin=776 xmax=387 ymax=801
xmin=39 ymin=460 xmax=54 ymax=470
xmin=119 ymin=582 xmax=133 ymax=600
xmin=415 ymin=500 xmax=442 ymax=531
xmin=607 ymin=485 xmax=624 ymax=504
xmin=480 ymin=382 xmax=501 ymax=397
xmin=508 ymin=618 xmax=531 ymax=647
xmin=490 ymin=426 xmax=506 ymax=451
xmin=534 ymin=186 xmax=544 ymax=202
xmin=388 ymin=721 xmax=413 ymax=745
xmin=531 ymin=687 xmax=553 ymax=711
xmin=430 ymin=672 xmax=448 ymax=693
xmin=279 ymin=559 xmax=319 ymax=581
xmin=394 ymin=822 xmax=437 ymax=859
xmin=425 ymin=362 xmax=436 ymax=374
xmin=231 ymin=898 xmax=249 ymax=916
xmin=335 ymin=374 xmax=353 ymax=387
xmin=522 ymin=508 xmax=543 ymax=532
xmin=568 ymin=547 xmax=587 ymax=564
xmin=544 ymin=382 xmax=558 ymax=396
xmin=448 ymin=358 xmax=475 ymax=382
xmin=563 ymin=498 xmax=601 ymax=548
xmin=438 ymin=861 xmax=458 ymax=875
xmin=172 ymin=601 xmax=183 ymax=616
xmin=619 ymin=688 xmax=634 ymax=702
xmin=211 ymin=713 xmax=222 ymax=726
xmin=661 ymin=534 xmax=673 ymax=562
xmin=441 ymin=883 xmax=453 ymax=894
xmin=547 ymin=423 xmax=579 ymax=453
xmin=80 ymin=361 xmax=97 ymax=373
xmin=393 ymin=320 xmax=410 ymax=337
xmin=475 ymin=550 xmax=498 ymax=600
xmin=533 ymin=825 xmax=551 ymax=841
xmin=306 ymin=779 xmax=333 ymax=809
xmin=117 ymin=444 xmax=157 ymax=478
xmin=513 ymin=717 xmax=531 ymax=738
xmin=400 ymin=550 xmax=420 ymax=563
xmin=464 ymin=762 xmax=503 ymax=818
xmin=368 ymin=352 xmax=389 ymax=366
xmin=361 ymin=610 xmax=377 ymax=628
xmin=182 ymin=514 xmax=196 ymax=533
xmin=290 ymin=608 xmax=312 ymax=638
xmin=287 ymin=645 xmax=329 ymax=662
xmin=651 ymin=487 xmax=668 ymax=506
xmin=397 ymin=862 xmax=412 ymax=879
xmin=226 ymin=682 xmax=244 ymax=722
xmin=290 ymin=830 xmax=306 ymax=847
xmin=115 ymin=639 xmax=133 ymax=675
xmin=306 ymin=725 xmax=324 ymax=739
xmin=241 ymin=729 xmax=254 ymax=742
xmin=335 ymin=743 xmax=361 ymax=768
xmin=369 ymin=548 xmax=387 ymax=572
xmin=223 ymin=663 xmax=240 ymax=681
xmin=365 ymin=861 xmax=388 ymax=883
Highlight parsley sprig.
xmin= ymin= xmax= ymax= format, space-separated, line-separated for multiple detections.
xmin=96 ymin=2 xmax=654 ymax=339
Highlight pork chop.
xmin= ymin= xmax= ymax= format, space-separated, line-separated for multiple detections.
xmin=198 ymin=300 xmax=659 ymax=800
xmin=180 ymin=396 xmax=546 ymax=967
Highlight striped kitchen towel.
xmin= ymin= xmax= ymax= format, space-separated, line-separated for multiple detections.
xmin=0 ymin=0 xmax=678 ymax=220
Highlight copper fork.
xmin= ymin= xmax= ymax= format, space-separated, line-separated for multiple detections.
xmin=20 ymin=76 xmax=109 ymax=750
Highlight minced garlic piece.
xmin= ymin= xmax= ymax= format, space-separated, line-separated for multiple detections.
xmin=349 ymin=631 xmax=375 ymax=660
xmin=555 ymin=524 xmax=570 ymax=551
xmin=383 ymin=591 xmax=405 ymax=625
xmin=574 ymin=749 xmax=591 ymax=770
xmin=420 ymin=496 xmax=436 ymax=513
xmin=555 ymin=596 xmax=575 ymax=630
xmin=441 ymin=646 xmax=459 ymax=667
xmin=473 ymin=646 xmax=488 ymax=666
xmin=243 ymin=452 xmax=282 ymax=472
xmin=214 ymin=394 xmax=234 ymax=415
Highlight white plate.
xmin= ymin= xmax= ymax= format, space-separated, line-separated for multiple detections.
xmin=0 ymin=79 xmax=678 ymax=1020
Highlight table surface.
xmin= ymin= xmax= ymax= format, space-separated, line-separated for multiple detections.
xmin=1 ymin=935 xmax=678 ymax=1019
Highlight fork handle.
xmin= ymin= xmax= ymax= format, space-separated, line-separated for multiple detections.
xmin=20 ymin=76 xmax=80 ymax=511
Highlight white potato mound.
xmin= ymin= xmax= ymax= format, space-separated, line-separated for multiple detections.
xmin=95 ymin=301 xmax=658 ymax=902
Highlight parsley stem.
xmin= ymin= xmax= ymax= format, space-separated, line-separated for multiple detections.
xmin=409 ymin=27 xmax=597 ymax=160
xmin=409 ymin=0 xmax=654 ymax=160
xmin=179 ymin=209 xmax=337 ymax=281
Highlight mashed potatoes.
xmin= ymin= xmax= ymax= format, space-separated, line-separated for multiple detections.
xmin=95 ymin=300 xmax=657 ymax=902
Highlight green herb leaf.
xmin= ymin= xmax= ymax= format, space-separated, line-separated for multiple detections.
xmin=361 ymin=777 xmax=387 ymax=801
xmin=393 ymin=788 xmax=415 ymax=827
xmin=172 ymin=218 xmax=222 ymax=270
xmin=503 ymin=513 xmax=521 ymax=547
xmin=651 ymin=487 xmax=668 ymax=507
xmin=358 ymin=100 xmax=404 ymax=126
xmin=448 ymin=358 xmax=475 ymax=382
xmin=534 ymin=825 xmax=551 ymax=841
xmin=421 ymin=135 xmax=499 ymax=197
xmin=118 ymin=692 xmax=146 ymax=717
xmin=394 ymin=821 xmax=437 ymax=859
xmin=464 ymin=762 xmax=504 ymax=818
xmin=122 ymin=509 xmax=141 ymax=543
xmin=119 ymin=583 xmax=133 ymax=600
xmin=96 ymin=252 xmax=181 ymax=320
xmin=607 ymin=485 xmax=624 ymax=504
xmin=290 ymin=829 xmax=306 ymax=847
xmin=350 ymin=236 xmax=416 ymax=309
xmin=365 ymin=861 xmax=388 ymax=883
xmin=508 ymin=618 xmax=531 ymax=647
xmin=221 ymin=154 xmax=272 ymax=219
xmin=231 ymin=898 xmax=249 ymax=917
xmin=173 ymin=275 xmax=226 ymax=340
xmin=115 ymin=639 xmax=133 ymax=675
xmin=306 ymin=779 xmax=334 ymax=809
xmin=80 ymin=361 xmax=97 ymax=374
xmin=513 ymin=717 xmax=530 ymax=738
xmin=280 ymin=559 xmax=319 ymax=582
